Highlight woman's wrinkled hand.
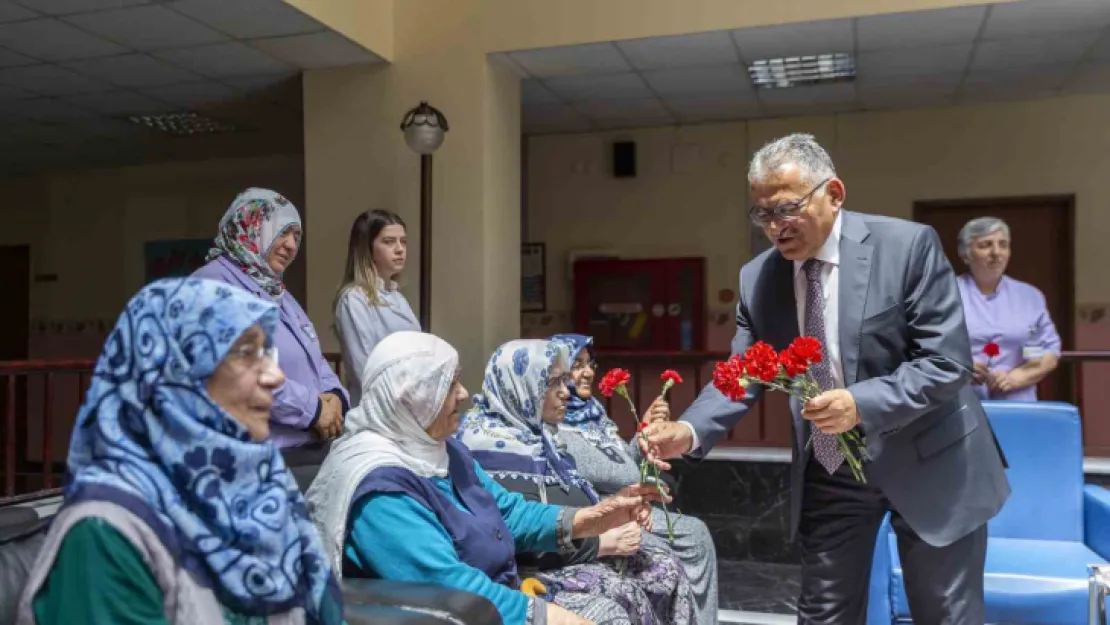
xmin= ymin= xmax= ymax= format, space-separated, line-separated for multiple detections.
xmin=572 ymin=486 xmax=664 ymax=537
xmin=598 ymin=522 xmax=642 ymax=557
xmin=971 ymin=361 xmax=990 ymax=386
xmin=547 ymin=603 xmax=594 ymax=625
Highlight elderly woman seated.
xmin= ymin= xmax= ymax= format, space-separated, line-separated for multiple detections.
xmin=18 ymin=278 xmax=342 ymax=625
xmin=550 ymin=334 xmax=718 ymax=624
xmin=307 ymin=331 xmax=665 ymax=625
xmin=457 ymin=339 xmax=698 ymax=625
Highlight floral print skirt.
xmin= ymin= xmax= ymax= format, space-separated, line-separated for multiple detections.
xmin=536 ymin=535 xmax=698 ymax=625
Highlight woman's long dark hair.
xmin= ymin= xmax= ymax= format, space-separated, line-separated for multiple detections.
xmin=334 ymin=209 xmax=406 ymax=309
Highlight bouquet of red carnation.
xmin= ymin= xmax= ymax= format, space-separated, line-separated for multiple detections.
xmin=598 ymin=368 xmax=678 ymax=542
xmin=712 ymin=337 xmax=869 ymax=483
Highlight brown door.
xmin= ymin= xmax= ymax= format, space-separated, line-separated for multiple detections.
xmin=914 ymin=197 xmax=1075 ymax=400
xmin=0 ymin=245 xmax=30 ymax=495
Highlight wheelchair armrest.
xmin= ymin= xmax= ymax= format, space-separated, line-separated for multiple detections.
xmin=342 ymin=578 xmax=502 ymax=625
xmin=1085 ymin=484 xmax=1110 ymax=561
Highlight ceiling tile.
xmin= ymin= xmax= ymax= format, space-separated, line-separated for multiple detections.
xmin=983 ymin=0 xmax=1110 ymax=40
xmin=643 ymin=65 xmax=753 ymax=98
xmin=13 ymin=0 xmax=147 ymax=16
xmin=0 ymin=17 xmax=127 ymax=61
xmin=858 ymin=6 xmax=987 ymax=51
xmin=1067 ymin=60 xmax=1110 ymax=94
xmin=249 ymin=31 xmax=381 ymax=69
xmin=0 ymin=47 xmax=36 ymax=67
xmin=522 ymin=102 xmax=592 ymax=133
xmin=168 ymin=0 xmax=323 ymax=39
xmin=0 ymin=95 xmax=95 ymax=121
xmin=521 ymin=79 xmax=560 ymax=105
xmin=64 ymin=53 xmax=201 ymax=86
xmin=759 ymin=82 xmax=857 ymax=105
xmin=733 ymin=18 xmax=853 ymax=61
xmin=0 ymin=2 xmax=40 ymax=22
xmin=509 ymin=43 xmax=629 ymax=78
xmin=858 ymin=82 xmax=957 ymax=108
xmin=617 ymin=31 xmax=739 ymax=71
xmin=665 ymin=96 xmax=762 ymax=122
xmin=971 ymin=34 xmax=1098 ymax=73
xmin=220 ymin=71 xmax=299 ymax=93
xmin=0 ymin=81 xmax=31 ymax=98
xmin=573 ymin=98 xmax=674 ymax=124
xmin=142 ymin=80 xmax=240 ymax=108
xmin=857 ymin=73 xmax=960 ymax=98
xmin=63 ymin=89 xmax=171 ymax=114
xmin=543 ymin=72 xmax=651 ymax=101
xmin=63 ymin=4 xmax=227 ymax=51
xmin=959 ymin=69 xmax=1067 ymax=103
xmin=0 ymin=63 xmax=109 ymax=95
xmin=761 ymin=100 xmax=859 ymax=119
xmin=856 ymin=44 xmax=972 ymax=82
xmin=155 ymin=42 xmax=292 ymax=77
xmin=1086 ymin=32 xmax=1110 ymax=62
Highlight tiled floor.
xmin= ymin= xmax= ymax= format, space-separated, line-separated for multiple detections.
xmin=718 ymin=559 xmax=800 ymax=615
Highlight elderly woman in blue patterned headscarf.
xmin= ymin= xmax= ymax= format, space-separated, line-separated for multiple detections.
xmin=457 ymin=339 xmax=697 ymax=625
xmin=551 ymin=334 xmax=719 ymax=624
xmin=17 ymin=278 xmax=342 ymax=625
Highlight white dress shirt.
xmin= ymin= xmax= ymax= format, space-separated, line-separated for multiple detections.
xmin=682 ymin=211 xmax=845 ymax=453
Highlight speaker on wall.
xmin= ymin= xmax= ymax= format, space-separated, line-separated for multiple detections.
xmin=613 ymin=141 xmax=636 ymax=178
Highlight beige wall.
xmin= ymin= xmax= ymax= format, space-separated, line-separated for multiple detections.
xmin=526 ymin=93 xmax=1110 ymax=343
xmin=0 ymin=154 xmax=304 ymax=356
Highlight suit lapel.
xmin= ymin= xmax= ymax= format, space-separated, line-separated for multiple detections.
xmin=837 ymin=212 xmax=873 ymax=387
xmin=770 ymin=253 xmax=799 ymax=346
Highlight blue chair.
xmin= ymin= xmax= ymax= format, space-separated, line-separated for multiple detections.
xmin=867 ymin=401 xmax=1110 ymax=624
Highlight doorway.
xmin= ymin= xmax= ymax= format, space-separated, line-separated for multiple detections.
xmin=0 ymin=245 xmax=30 ymax=495
xmin=913 ymin=196 xmax=1075 ymax=405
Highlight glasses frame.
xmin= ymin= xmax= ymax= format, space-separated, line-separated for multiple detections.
xmin=748 ymin=177 xmax=832 ymax=227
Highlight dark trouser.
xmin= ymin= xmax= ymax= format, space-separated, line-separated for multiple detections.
xmin=796 ymin=458 xmax=987 ymax=625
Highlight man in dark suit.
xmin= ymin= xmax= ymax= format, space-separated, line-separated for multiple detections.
xmin=643 ymin=134 xmax=1010 ymax=624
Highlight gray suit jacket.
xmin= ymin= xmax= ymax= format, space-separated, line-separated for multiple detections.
xmin=681 ymin=210 xmax=1010 ymax=547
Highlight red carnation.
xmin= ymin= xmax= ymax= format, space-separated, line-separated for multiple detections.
xmin=712 ymin=355 xmax=747 ymax=402
xmin=788 ymin=336 xmax=823 ymax=365
xmin=598 ymin=368 xmax=631 ymax=398
xmin=743 ymin=341 xmax=780 ymax=383
xmin=983 ymin=342 xmax=1000 ymax=359
xmin=778 ymin=349 xmax=809 ymax=377
xmin=637 ymin=422 xmax=648 ymax=432
xmin=660 ymin=370 xmax=683 ymax=385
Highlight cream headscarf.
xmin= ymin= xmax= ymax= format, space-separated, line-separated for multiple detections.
xmin=306 ymin=331 xmax=459 ymax=576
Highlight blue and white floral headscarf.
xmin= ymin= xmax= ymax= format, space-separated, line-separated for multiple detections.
xmin=456 ymin=339 xmax=599 ymax=503
xmin=65 ymin=278 xmax=341 ymax=624
xmin=550 ymin=334 xmax=629 ymax=463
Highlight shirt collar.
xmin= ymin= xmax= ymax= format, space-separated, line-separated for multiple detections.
xmin=376 ymin=276 xmax=398 ymax=293
xmin=793 ymin=210 xmax=843 ymax=277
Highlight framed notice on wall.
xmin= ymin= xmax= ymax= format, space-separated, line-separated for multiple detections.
xmin=522 ymin=242 xmax=546 ymax=312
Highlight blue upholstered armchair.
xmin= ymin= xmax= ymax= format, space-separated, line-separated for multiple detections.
xmin=867 ymin=401 xmax=1110 ymax=624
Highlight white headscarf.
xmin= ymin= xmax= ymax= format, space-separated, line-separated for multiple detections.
xmin=306 ymin=331 xmax=458 ymax=576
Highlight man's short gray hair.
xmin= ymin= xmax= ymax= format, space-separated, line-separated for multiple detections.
xmin=748 ymin=133 xmax=837 ymax=186
xmin=957 ymin=217 xmax=1010 ymax=260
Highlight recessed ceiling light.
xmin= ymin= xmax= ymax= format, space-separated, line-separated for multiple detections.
xmin=127 ymin=112 xmax=235 ymax=136
xmin=748 ymin=53 xmax=856 ymax=89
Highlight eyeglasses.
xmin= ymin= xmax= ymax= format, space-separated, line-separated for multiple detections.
xmin=228 ymin=344 xmax=279 ymax=368
xmin=546 ymin=374 xmax=571 ymax=390
xmin=570 ymin=359 xmax=597 ymax=373
xmin=749 ymin=177 xmax=831 ymax=226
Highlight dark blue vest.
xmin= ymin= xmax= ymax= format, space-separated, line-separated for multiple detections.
xmin=348 ymin=438 xmax=521 ymax=588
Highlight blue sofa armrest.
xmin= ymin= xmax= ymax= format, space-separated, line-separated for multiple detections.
xmin=1085 ymin=484 xmax=1110 ymax=561
xmin=866 ymin=513 xmax=894 ymax=625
